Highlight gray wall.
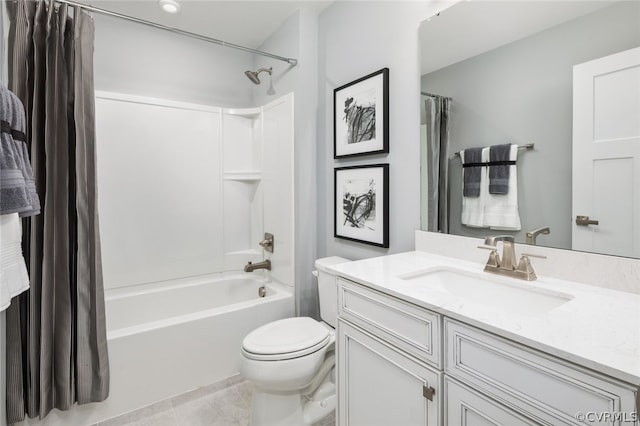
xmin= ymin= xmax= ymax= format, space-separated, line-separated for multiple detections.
xmin=317 ymin=1 xmax=442 ymax=261
xmin=93 ymin=13 xmax=254 ymax=107
xmin=421 ymin=2 xmax=640 ymax=250
xmin=1 ymin=0 xmax=7 ymax=83
xmin=253 ymin=8 xmax=321 ymax=318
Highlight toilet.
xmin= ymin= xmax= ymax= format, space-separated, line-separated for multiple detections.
xmin=239 ymin=256 xmax=349 ymax=426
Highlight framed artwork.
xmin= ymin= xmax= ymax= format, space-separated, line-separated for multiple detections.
xmin=334 ymin=68 xmax=389 ymax=158
xmin=335 ymin=164 xmax=389 ymax=248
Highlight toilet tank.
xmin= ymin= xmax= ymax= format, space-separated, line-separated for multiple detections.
xmin=315 ymin=256 xmax=350 ymax=329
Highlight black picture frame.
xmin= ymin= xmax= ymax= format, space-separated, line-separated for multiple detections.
xmin=334 ymin=68 xmax=389 ymax=158
xmin=334 ymin=164 xmax=389 ymax=248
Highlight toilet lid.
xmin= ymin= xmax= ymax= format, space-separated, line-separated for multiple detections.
xmin=242 ymin=317 xmax=330 ymax=360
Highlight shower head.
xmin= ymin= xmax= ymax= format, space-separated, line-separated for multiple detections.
xmin=244 ymin=67 xmax=272 ymax=85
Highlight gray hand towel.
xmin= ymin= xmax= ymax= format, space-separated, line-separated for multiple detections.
xmin=0 ymin=83 xmax=41 ymax=217
xmin=0 ymin=84 xmax=31 ymax=215
xmin=462 ymin=147 xmax=484 ymax=197
xmin=8 ymin=90 xmax=41 ymax=217
xmin=489 ymin=143 xmax=512 ymax=195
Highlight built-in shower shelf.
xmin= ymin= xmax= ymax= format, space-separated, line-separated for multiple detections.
xmin=224 ymin=172 xmax=262 ymax=181
xmin=223 ymin=107 xmax=261 ymax=119
xmin=226 ymin=249 xmax=262 ymax=256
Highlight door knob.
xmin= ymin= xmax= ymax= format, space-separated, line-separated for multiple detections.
xmin=576 ymin=215 xmax=599 ymax=226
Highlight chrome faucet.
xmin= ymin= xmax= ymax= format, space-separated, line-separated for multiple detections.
xmin=479 ymin=235 xmax=546 ymax=281
xmin=526 ymin=227 xmax=550 ymax=245
xmin=244 ymin=259 xmax=271 ymax=272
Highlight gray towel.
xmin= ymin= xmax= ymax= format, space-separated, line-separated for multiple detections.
xmin=0 ymin=83 xmax=41 ymax=217
xmin=8 ymin=90 xmax=40 ymax=217
xmin=0 ymin=84 xmax=30 ymax=215
xmin=462 ymin=147 xmax=483 ymax=197
xmin=489 ymin=143 xmax=512 ymax=195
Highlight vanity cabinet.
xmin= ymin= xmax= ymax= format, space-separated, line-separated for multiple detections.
xmin=336 ymin=277 xmax=639 ymax=426
xmin=445 ymin=319 xmax=638 ymax=425
xmin=444 ymin=377 xmax=539 ymax=426
xmin=337 ymin=278 xmax=442 ymax=426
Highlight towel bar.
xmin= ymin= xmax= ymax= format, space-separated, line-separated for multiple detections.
xmin=454 ymin=143 xmax=535 ymax=158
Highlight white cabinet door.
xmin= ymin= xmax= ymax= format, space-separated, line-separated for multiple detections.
xmin=337 ymin=319 xmax=441 ymax=426
xmin=444 ymin=377 xmax=540 ymax=426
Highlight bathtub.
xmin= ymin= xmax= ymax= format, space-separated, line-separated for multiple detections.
xmin=105 ymin=273 xmax=294 ymax=415
xmin=16 ymin=273 xmax=293 ymax=426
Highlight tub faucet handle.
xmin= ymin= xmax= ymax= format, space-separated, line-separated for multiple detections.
xmin=259 ymin=232 xmax=274 ymax=253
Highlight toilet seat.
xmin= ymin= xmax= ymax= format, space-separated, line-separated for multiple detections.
xmin=242 ymin=317 xmax=331 ymax=361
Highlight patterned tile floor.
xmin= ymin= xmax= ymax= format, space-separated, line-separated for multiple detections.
xmin=95 ymin=375 xmax=335 ymax=426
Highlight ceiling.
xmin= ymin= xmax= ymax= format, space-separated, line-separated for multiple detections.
xmin=420 ymin=1 xmax=618 ymax=75
xmin=74 ymin=0 xmax=332 ymax=49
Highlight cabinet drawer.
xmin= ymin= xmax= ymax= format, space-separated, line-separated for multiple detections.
xmin=338 ymin=278 xmax=441 ymax=368
xmin=445 ymin=319 xmax=638 ymax=425
xmin=444 ymin=376 xmax=540 ymax=426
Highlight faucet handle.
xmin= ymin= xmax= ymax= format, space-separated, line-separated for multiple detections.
xmin=521 ymin=253 xmax=547 ymax=259
xmin=259 ymin=232 xmax=274 ymax=253
xmin=515 ymin=253 xmax=546 ymax=281
xmin=478 ymin=246 xmax=500 ymax=268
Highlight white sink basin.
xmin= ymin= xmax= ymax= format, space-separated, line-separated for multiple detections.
xmin=399 ymin=267 xmax=574 ymax=316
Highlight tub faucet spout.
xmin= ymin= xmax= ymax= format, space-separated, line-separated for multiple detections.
xmin=244 ymin=259 xmax=271 ymax=272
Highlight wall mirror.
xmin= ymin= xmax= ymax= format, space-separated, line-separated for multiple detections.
xmin=419 ymin=0 xmax=640 ymax=258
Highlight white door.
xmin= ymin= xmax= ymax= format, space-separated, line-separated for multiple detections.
xmin=572 ymin=47 xmax=640 ymax=258
xmin=337 ymin=319 xmax=440 ymax=426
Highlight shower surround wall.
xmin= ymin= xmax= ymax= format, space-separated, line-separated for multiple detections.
xmin=95 ymin=90 xmax=295 ymax=289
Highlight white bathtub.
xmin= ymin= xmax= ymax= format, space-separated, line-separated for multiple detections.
xmin=16 ymin=273 xmax=294 ymax=426
xmin=105 ymin=273 xmax=293 ymax=417
xmin=106 ymin=274 xmax=290 ymax=337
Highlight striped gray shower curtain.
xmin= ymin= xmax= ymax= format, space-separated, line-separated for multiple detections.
xmin=5 ymin=0 xmax=109 ymax=422
xmin=423 ymin=94 xmax=451 ymax=234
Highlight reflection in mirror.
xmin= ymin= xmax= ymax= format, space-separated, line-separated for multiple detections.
xmin=419 ymin=1 xmax=640 ymax=258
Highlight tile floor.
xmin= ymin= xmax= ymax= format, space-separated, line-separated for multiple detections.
xmin=95 ymin=375 xmax=335 ymax=426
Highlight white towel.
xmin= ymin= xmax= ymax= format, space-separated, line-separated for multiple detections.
xmin=461 ymin=148 xmax=488 ymax=228
xmin=485 ymin=145 xmax=521 ymax=230
xmin=1 ymin=213 xmax=30 ymax=311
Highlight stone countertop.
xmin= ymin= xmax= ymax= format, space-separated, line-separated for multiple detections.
xmin=330 ymin=251 xmax=640 ymax=386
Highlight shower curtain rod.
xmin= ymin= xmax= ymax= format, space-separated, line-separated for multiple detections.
xmin=421 ymin=91 xmax=452 ymax=100
xmin=54 ymin=0 xmax=299 ymax=66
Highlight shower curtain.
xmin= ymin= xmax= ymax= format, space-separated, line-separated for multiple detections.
xmin=5 ymin=0 xmax=109 ymax=422
xmin=423 ymin=94 xmax=451 ymax=234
